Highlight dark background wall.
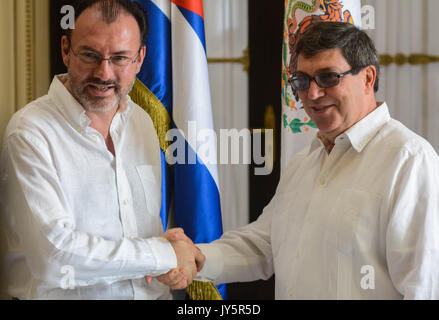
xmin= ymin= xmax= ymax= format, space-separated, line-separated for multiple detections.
xmin=50 ymin=0 xmax=73 ymax=77
xmin=230 ymin=0 xmax=284 ymax=300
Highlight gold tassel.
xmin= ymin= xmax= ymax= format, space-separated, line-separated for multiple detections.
xmin=186 ymin=280 xmax=223 ymax=300
xmin=129 ymin=78 xmax=172 ymax=152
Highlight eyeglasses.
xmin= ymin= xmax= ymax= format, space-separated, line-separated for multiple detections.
xmin=69 ymin=46 xmax=141 ymax=68
xmin=288 ymin=68 xmax=361 ymax=91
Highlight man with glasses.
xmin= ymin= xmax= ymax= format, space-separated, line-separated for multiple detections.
xmin=0 ymin=0 xmax=203 ymax=300
xmin=158 ymin=22 xmax=439 ymax=299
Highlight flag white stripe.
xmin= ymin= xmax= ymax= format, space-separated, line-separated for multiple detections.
xmin=171 ymin=3 xmax=220 ymax=188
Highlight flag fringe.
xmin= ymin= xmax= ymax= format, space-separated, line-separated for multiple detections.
xmin=130 ymin=78 xmax=172 ymax=152
xmin=186 ymin=280 xmax=223 ymax=300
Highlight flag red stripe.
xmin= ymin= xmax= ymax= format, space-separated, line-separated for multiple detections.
xmin=171 ymin=0 xmax=204 ymax=19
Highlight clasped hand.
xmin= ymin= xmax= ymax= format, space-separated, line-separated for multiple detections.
xmin=145 ymin=228 xmax=205 ymax=290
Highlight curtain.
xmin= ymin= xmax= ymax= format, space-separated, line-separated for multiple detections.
xmin=0 ymin=0 xmax=17 ymax=146
xmin=363 ymin=0 xmax=439 ymax=152
xmin=204 ymin=0 xmax=249 ymax=232
xmin=0 ymin=0 xmax=50 ymax=144
xmin=426 ymin=0 xmax=439 ymax=152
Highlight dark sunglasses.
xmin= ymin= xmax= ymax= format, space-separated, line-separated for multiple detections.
xmin=288 ymin=68 xmax=361 ymax=91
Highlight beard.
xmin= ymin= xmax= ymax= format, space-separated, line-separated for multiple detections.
xmin=68 ymin=70 xmax=135 ymax=113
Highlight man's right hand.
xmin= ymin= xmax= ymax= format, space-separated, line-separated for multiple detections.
xmin=144 ymin=228 xmax=205 ymax=290
xmin=167 ymin=239 xmax=201 ymax=289
xmin=162 ymin=228 xmax=205 ymax=271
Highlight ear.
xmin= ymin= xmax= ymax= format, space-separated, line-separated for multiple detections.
xmin=363 ymin=65 xmax=376 ymax=94
xmin=61 ymin=35 xmax=70 ymax=67
xmin=136 ymin=45 xmax=146 ymax=74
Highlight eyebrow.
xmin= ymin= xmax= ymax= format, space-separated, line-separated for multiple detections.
xmin=316 ymin=67 xmax=337 ymax=73
xmin=78 ymin=46 xmax=133 ymax=56
xmin=295 ymin=67 xmax=338 ymax=74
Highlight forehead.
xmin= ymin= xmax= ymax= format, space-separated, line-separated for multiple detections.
xmin=296 ymin=48 xmax=350 ymax=74
xmin=71 ymin=6 xmax=141 ymax=51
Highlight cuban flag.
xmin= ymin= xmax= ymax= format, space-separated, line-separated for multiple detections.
xmin=129 ymin=0 xmax=225 ymax=298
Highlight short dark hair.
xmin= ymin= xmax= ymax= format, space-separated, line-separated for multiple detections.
xmin=65 ymin=0 xmax=149 ymax=46
xmin=296 ymin=22 xmax=380 ymax=92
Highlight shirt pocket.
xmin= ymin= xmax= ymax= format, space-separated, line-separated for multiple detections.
xmin=337 ymin=188 xmax=382 ymax=255
xmin=136 ymin=165 xmax=161 ymax=217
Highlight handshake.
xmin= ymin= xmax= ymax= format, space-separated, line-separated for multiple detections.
xmin=145 ymin=228 xmax=206 ymax=290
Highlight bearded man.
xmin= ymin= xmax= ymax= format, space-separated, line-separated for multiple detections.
xmin=0 ymin=0 xmax=203 ymax=300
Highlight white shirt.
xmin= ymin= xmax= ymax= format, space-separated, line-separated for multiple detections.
xmin=0 ymin=75 xmax=177 ymax=300
xmin=198 ymin=103 xmax=439 ymax=299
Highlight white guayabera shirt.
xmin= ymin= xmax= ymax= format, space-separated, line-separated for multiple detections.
xmin=0 ymin=75 xmax=176 ymax=300
xmin=198 ymin=103 xmax=439 ymax=299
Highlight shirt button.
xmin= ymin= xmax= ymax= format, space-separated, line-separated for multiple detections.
xmin=319 ymin=178 xmax=326 ymax=186
xmin=123 ymin=199 xmax=129 ymax=206
xmin=288 ymin=288 xmax=294 ymax=298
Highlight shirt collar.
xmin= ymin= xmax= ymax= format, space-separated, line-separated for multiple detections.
xmin=49 ymin=74 xmax=89 ymax=130
xmin=48 ymin=74 xmax=133 ymax=131
xmin=308 ymin=102 xmax=391 ymax=155
xmin=344 ymin=102 xmax=390 ymax=152
xmin=309 ymin=134 xmax=324 ymax=154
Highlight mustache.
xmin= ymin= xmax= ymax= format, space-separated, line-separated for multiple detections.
xmin=85 ymin=78 xmax=120 ymax=88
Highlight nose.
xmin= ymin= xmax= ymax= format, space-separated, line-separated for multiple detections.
xmin=93 ymin=59 xmax=115 ymax=82
xmin=307 ymin=79 xmax=325 ymax=100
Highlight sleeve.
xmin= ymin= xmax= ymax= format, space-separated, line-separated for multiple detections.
xmin=195 ymin=152 xmax=306 ymax=285
xmin=197 ymin=197 xmax=275 ymax=285
xmin=1 ymin=130 xmax=177 ymax=288
xmin=386 ymin=147 xmax=439 ymax=299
